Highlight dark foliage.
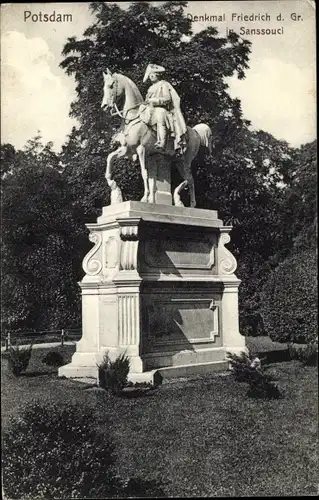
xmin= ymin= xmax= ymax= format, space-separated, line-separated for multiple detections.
xmin=278 ymin=140 xmax=317 ymax=256
xmin=2 ymin=402 xmax=118 ymax=499
xmin=41 ymin=351 xmax=65 ymax=367
xmin=1 ymin=137 xmax=81 ymax=332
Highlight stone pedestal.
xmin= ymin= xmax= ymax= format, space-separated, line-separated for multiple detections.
xmin=148 ymin=155 xmax=172 ymax=205
xmin=59 ymin=202 xmax=246 ymax=384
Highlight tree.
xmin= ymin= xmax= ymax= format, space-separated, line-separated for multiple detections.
xmin=1 ymin=137 xmax=81 ymax=332
xmin=277 ymin=140 xmax=317 ymax=255
xmin=259 ymin=140 xmax=317 ymax=343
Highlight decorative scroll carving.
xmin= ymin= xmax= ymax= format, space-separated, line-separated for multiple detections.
xmin=82 ymin=232 xmax=102 ymax=275
xmin=218 ymin=229 xmax=237 ymax=275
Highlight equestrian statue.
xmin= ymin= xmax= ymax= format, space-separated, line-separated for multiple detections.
xmin=101 ymin=64 xmax=212 ymax=207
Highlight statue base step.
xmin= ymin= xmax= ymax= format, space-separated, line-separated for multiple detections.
xmin=59 ymin=359 xmax=229 ymax=386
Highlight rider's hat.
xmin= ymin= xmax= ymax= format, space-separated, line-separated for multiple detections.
xmin=143 ymin=64 xmax=165 ymax=83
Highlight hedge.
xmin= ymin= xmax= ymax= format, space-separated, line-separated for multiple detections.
xmin=260 ymin=246 xmax=317 ymax=344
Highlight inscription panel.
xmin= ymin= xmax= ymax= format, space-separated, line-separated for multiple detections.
xmin=146 ymin=299 xmax=220 ymax=346
xmin=143 ymin=239 xmax=215 ymax=270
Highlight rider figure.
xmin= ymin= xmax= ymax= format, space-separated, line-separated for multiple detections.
xmin=141 ymin=64 xmax=187 ymax=154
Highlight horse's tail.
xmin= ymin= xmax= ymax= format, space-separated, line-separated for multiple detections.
xmin=192 ymin=123 xmax=212 ymax=154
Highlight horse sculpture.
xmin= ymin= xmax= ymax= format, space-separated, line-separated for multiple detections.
xmin=101 ymin=69 xmax=212 ymax=208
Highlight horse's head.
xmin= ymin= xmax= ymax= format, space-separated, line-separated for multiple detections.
xmin=101 ymin=70 xmax=144 ymax=118
xmin=101 ymin=69 xmax=122 ymax=112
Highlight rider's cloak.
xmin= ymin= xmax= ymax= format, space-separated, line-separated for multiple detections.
xmin=141 ymin=80 xmax=187 ymax=151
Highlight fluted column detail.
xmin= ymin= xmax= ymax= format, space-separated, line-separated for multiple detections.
xmin=118 ymin=295 xmax=139 ymax=346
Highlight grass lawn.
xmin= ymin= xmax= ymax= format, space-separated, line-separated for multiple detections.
xmin=1 ymin=338 xmax=318 ymax=497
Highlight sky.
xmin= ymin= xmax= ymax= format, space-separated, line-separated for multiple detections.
xmin=1 ymin=1 xmax=316 ymax=151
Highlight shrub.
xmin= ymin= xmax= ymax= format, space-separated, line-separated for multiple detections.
xmin=226 ymin=351 xmax=263 ymax=383
xmin=7 ymin=343 xmax=33 ymax=376
xmin=2 ymin=401 xmax=118 ymax=499
xmin=260 ymin=247 xmax=317 ymax=344
xmin=42 ymin=351 xmax=65 ymax=367
xmin=227 ymin=351 xmax=282 ymax=399
xmin=97 ymin=352 xmax=130 ymax=394
xmin=288 ymin=341 xmax=318 ymax=367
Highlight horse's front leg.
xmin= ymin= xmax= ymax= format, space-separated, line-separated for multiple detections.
xmin=106 ymin=146 xmax=127 ymax=204
xmin=147 ymin=157 xmax=158 ymax=204
xmin=105 ymin=146 xmax=126 ymax=181
xmin=136 ymin=144 xmax=149 ymax=203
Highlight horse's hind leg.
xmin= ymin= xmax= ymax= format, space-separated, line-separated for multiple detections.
xmin=174 ymin=156 xmax=196 ymax=208
xmin=136 ymin=144 xmax=149 ymax=203
xmin=174 ymin=159 xmax=186 ymax=207
xmin=179 ymin=134 xmax=198 ymax=208
xmin=186 ymin=163 xmax=196 ymax=208
xmin=173 ymin=180 xmax=188 ymax=207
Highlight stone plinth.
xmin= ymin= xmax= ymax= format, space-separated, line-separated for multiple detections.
xmin=148 ymin=155 xmax=172 ymax=205
xmin=59 ymin=202 xmax=246 ymax=384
